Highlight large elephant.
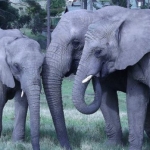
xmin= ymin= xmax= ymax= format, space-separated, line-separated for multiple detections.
xmin=0 ymin=29 xmax=45 ymax=150
xmin=42 ymin=6 xmax=128 ymax=149
xmin=72 ymin=7 xmax=150 ymax=150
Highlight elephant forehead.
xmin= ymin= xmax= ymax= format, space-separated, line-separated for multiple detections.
xmin=88 ymin=19 xmax=115 ymax=34
xmin=8 ymin=39 xmax=44 ymax=63
xmin=9 ymin=38 xmax=41 ymax=52
xmin=85 ymin=29 xmax=108 ymax=45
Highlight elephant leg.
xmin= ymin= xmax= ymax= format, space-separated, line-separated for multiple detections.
xmin=127 ymin=75 xmax=149 ymax=150
xmin=12 ymin=90 xmax=28 ymax=141
xmin=100 ymin=85 xmax=123 ymax=146
xmin=144 ymin=100 xmax=150 ymax=138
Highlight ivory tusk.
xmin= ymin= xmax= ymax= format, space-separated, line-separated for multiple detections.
xmin=82 ymin=75 xmax=93 ymax=83
xmin=21 ymin=91 xmax=24 ymax=98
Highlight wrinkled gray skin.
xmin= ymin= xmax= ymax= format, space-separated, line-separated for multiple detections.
xmin=42 ymin=6 xmax=129 ymax=149
xmin=73 ymin=7 xmax=150 ymax=150
xmin=0 ymin=29 xmax=45 ymax=150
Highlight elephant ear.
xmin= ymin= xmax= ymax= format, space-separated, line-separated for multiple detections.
xmin=0 ymin=36 xmax=16 ymax=88
xmin=115 ymin=16 xmax=150 ymax=70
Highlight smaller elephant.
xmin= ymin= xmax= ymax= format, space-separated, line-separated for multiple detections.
xmin=73 ymin=8 xmax=150 ymax=150
xmin=0 ymin=29 xmax=45 ymax=150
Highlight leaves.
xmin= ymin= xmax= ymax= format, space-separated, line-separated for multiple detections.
xmin=0 ymin=0 xmax=20 ymax=29
xmin=50 ymin=0 xmax=66 ymax=16
xmin=23 ymin=0 xmax=47 ymax=34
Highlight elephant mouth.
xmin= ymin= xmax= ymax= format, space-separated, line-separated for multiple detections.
xmin=82 ymin=61 xmax=107 ymax=84
xmin=65 ymin=59 xmax=79 ymax=77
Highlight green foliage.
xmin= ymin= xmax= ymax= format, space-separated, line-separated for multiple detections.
xmin=0 ymin=0 xmax=20 ymax=29
xmin=112 ymin=0 xmax=127 ymax=7
xmin=50 ymin=0 xmax=66 ymax=16
xmin=18 ymin=15 xmax=31 ymax=28
xmin=23 ymin=0 xmax=47 ymax=34
xmin=141 ymin=3 xmax=150 ymax=9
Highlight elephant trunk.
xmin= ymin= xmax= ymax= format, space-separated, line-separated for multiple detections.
xmin=24 ymin=80 xmax=41 ymax=150
xmin=42 ymin=43 xmax=71 ymax=149
xmin=72 ymin=62 xmax=102 ymax=114
xmin=27 ymin=88 xmax=40 ymax=150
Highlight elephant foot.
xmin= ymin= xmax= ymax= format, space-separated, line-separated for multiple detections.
xmin=12 ymin=138 xmax=25 ymax=142
xmin=128 ymin=145 xmax=142 ymax=150
xmin=104 ymin=138 xmax=123 ymax=147
xmin=12 ymin=133 xmax=25 ymax=142
xmin=60 ymin=142 xmax=72 ymax=150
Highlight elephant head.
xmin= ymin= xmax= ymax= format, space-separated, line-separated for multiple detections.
xmin=72 ymin=9 xmax=150 ymax=114
xmin=0 ymin=33 xmax=45 ymax=150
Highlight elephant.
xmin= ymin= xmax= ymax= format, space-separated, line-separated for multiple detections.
xmin=0 ymin=29 xmax=45 ymax=150
xmin=42 ymin=6 xmax=129 ymax=149
xmin=72 ymin=7 xmax=150 ymax=150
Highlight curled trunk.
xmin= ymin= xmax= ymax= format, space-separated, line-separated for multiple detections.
xmin=72 ymin=65 xmax=102 ymax=114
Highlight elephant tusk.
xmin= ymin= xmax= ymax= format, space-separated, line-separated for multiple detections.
xmin=82 ymin=75 xmax=93 ymax=83
xmin=21 ymin=90 xmax=24 ymax=98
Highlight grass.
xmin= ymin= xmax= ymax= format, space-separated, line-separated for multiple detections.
xmin=1 ymin=76 xmax=150 ymax=150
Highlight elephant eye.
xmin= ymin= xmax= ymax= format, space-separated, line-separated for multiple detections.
xmin=13 ymin=63 xmax=21 ymax=72
xmin=72 ymin=40 xmax=80 ymax=49
xmin=94 ymin=49 xmax=102 ymax=58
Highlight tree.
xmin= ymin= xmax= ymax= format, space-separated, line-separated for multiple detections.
xmin=47 ymin=0 xmax=51 ymax=48
xmin=83 ymin=0 xmax=87 ymax=9
xmin=0 ymin=0 xmax=20 ymax=29
xmin=112 ymin=0 xmax=127 ymax=7
xmin=24 ymin=0 xmax=47 ymax=34
xmin=50 ymin=0 xmax=66 ymax=16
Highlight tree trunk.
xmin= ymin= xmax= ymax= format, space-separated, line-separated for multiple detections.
xmin=90 ymin=0 xmax=93 ymax=11
xmin=126 ymin=0 xmax=130 ymax=8
xmin=143 ymin=0 xmax=145 ymax=7
xmin=81 ymin=0 xmax=83 ymax=8
xmin=148 ymin=0 xmax=150 ymax=8
xmin=47 ymin=0 xmax=51 ymax=48
xmin=84 ymin=0 xmax=87 ymax=9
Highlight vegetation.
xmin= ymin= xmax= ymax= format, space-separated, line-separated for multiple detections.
xmin=50 ymin=0 xmax=66 ymax=16
xmin=0 ymin=0 xmax=47 ymax=34
xmin=0 ymin=0 xmax=20 ymax=29
xmin=1 ymin=77 xmax=150 ymax=150
xmin=21 ymin=0 xmax=47 ymax=34
xmin=111 ymin=0 xmax=127 ymax=7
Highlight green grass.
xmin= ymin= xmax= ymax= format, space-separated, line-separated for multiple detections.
xmin=1 ymin=77 xmax=150 ymax=150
